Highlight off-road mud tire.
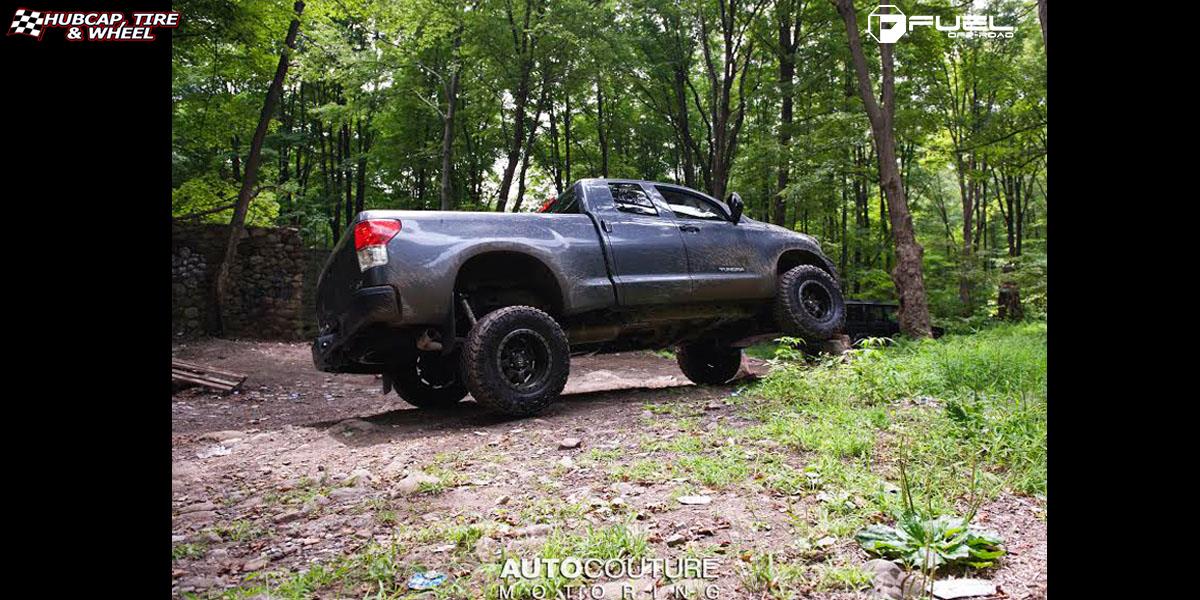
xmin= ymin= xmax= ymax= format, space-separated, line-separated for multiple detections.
xmin=774 ymin=264 xmax=845 ymax=342
xmin=389 ymin=351 xmax=468 ymax=409
xmin=461 ymin=305 xmax=570 ymax=417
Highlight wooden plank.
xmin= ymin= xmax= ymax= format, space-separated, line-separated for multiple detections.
xmin=171 ymin=370 xmax=240 ymax=389
xmin=171 ymin=372 xmax=236 ymax=392
xmin=171 ymin=359 xmax=246 ymax=393
xmin=171 ymin=359 xmax=246 ymax=380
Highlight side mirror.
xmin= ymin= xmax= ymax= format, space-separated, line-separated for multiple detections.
xmin=727 ymin=192 xmax=744 ymax=225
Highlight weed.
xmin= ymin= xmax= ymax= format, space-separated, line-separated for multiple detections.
xmin=172 ymin=542 xmax=207 ymax=560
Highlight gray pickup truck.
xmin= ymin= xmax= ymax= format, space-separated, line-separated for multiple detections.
xmin=313 ymin=178 xmax=844 ymax=416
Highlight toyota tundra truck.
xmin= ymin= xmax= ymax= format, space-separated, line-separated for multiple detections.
xmin=313 ymin=178 xmax=844 ymax=416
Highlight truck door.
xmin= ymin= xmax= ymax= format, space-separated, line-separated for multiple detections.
xmin=653 ymin=185 xmax=765 ymax=302
xmin=585 ymin=181 xmax=692 ymax=306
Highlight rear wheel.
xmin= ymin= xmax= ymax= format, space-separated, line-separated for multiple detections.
xmin=461 ymin=306 xmax=570 ymax=417
xmin=389 ymin=351 xmax=467 ymax=409
xmin=676 ymin=343 xmax=742 ymax=385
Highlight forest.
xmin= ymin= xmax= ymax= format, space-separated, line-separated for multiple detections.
xmin=171 ymin=0 xmax=1047 ymax=330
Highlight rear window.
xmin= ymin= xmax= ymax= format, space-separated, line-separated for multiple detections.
xmin=538 ymin=187 xmax=579 ymax=214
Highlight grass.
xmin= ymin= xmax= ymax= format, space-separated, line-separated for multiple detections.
xmin=206 ymin=519 xmax=267 ymax=543
xmin=173 ymin=542 xmax=208 ymax=561
xmin=755 ymin=322 xmax=1046 ymax=505
xmin=217 ymin=540 xmax=412 ymax=599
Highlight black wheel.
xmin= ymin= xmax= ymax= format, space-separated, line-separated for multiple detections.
xmin=389 ymin=351 xmax=468 ymax=409
xmin=461 ymin=306 xmax=570 ymax=417
xmin=774 ymin=265 xmax=845 ymax=342
xmin=676 ymin=343 xmax=742 ymax=385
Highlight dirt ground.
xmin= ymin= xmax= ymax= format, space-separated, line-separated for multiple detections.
xmin=171 ymin=339 xmax=1046 ymax=599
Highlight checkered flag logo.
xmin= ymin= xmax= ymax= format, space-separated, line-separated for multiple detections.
xmin=9 ymin=8 xmax=45 ymax=38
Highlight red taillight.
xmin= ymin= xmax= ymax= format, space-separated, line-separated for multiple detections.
xmin=354 ymin=219 xmax=401 ymax=271
xmin=354 ymin=219 xmax=402 ymax=250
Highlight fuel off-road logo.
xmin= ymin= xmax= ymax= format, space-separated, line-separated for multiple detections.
xmin=867 ymin=5 xmax=1013 ymax=43
xmin=8 ymin=7 xmax=179 ymax=41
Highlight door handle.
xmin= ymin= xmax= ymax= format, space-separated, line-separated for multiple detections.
xmin=678 ymin=224 xmax=700 ymax=233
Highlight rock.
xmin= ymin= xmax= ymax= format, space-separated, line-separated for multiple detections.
xmin=474 ymin=536 xmax=501 ymax=562
xmin=676 ymin=495 xmax=712 ymax=505
xmin=243 ymin=557 xmax=270 ymax=572
xmin=273 ymin=509 xmax=303 ymax=524
xmin=382 ymin=457 xmax=409 ymax=477
xmin=932 ymin=579 xmax=996 ymax=599
xmin=179 ymin=501 xmax=216 ymax=514
xmin=820 ymin=334 xmax=852 ymax=355
xmin=198 ymin=530 xmax=223 ymax=544
xmin=867 ymin=559 xmax=908 ymax=600
xmin=511 ymin=524 xmax=552 ymax=537
xmin=558 ymin=437 xmax=582 ymax=450
xmin=611 ymin=482 xmax=638 ymax=496
xmin=331 ymin=418 xmax=379 ymax=436
xmin=815 ymin=535 xmax=837 ymax=548
xmin=199 ymin=430 xmax=246 ymax=443
xmin=196 ymin=445 xmax=232 ymax=459
xmin=557 ymin=456 xmax=575 ymax=469
xmin=866 ymin=559 xmax=902 ymax=578
xmin=394 ymin=471 xmax=440 ymax=496
xmin=174 ymin=510 xmax=217 ymax=528
xmin=495 ymin=494 xmax=511 ymax=506
xmin=177 ymin=575 xmax=222 ymax=591
xmin=330 ymin=486 xmax=368 ymax=501
xmin=665 ymin=533 xmax=687 ymax=547
xmin=347 ymin=468 xmax=374 ymax=486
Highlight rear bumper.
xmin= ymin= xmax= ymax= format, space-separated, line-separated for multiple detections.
xmin=312 ymin=285 xmax=402 ymax=372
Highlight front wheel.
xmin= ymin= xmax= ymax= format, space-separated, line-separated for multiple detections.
xmin=774 ymin=265 xmax=845 ymax=342
xmin=461 ymin=306 xmax=570 ymax=417
xmin=676 ymin=344 xmax=743 ymax=385
xmin=389 ymin=351 xmax=468 ymax=409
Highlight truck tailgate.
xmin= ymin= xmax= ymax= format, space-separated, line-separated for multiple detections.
xmin=314 ymin=230 xmax=365 ymax=333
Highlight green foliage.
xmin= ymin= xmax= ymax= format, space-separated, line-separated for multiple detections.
xmin=856 ymin=513 xmax=1005 ymax=569
xmin=173 ymin=0 xmax=1046 ymax=315
xmin=172 ymin=175 xmax=279 ymax=227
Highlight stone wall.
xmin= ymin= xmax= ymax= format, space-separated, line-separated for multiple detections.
xmin=172 ymin=224 xmax=329 ymax=340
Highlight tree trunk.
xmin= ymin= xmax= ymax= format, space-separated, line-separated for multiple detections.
xmin=1036 ymin=0 xmax=1047 ymax=51
xmin=956 ymin=155 xmax=974 ymax=310
xmin=354 ymin=118 xmax=368 ymax=215
xmin=439 ymin=28 xmax=463 ymax=211
xmin=774 ymin=0 xmax=801 ymax=226
xmin=597 ymin=78 xmax=609 ymax=178
xmin=548 ymin=103 xmax=562 ymax=194
xmin=211 ymin=1 xmax=304 ymax=336
xmin=230 ymin=135 xmax=242 ymax=183
xmin=496 ymin=69 xmax=529 ymax=211
xmin=671 ymin=65 xmax=697 ymax=189
xmin=833 ymin=0 xmax=931 ymax=338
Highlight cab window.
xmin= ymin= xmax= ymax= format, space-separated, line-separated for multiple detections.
xmin=656 ymin=187 xmax=726 ymax=221
xmin=609 ymin=183 xmax=658 ymax=216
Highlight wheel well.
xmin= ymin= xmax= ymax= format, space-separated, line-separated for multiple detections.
xmin=454 ymin=251 xmax=564 ymax=317
xmin=777 ymin=249 xmax=834 ymax=277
